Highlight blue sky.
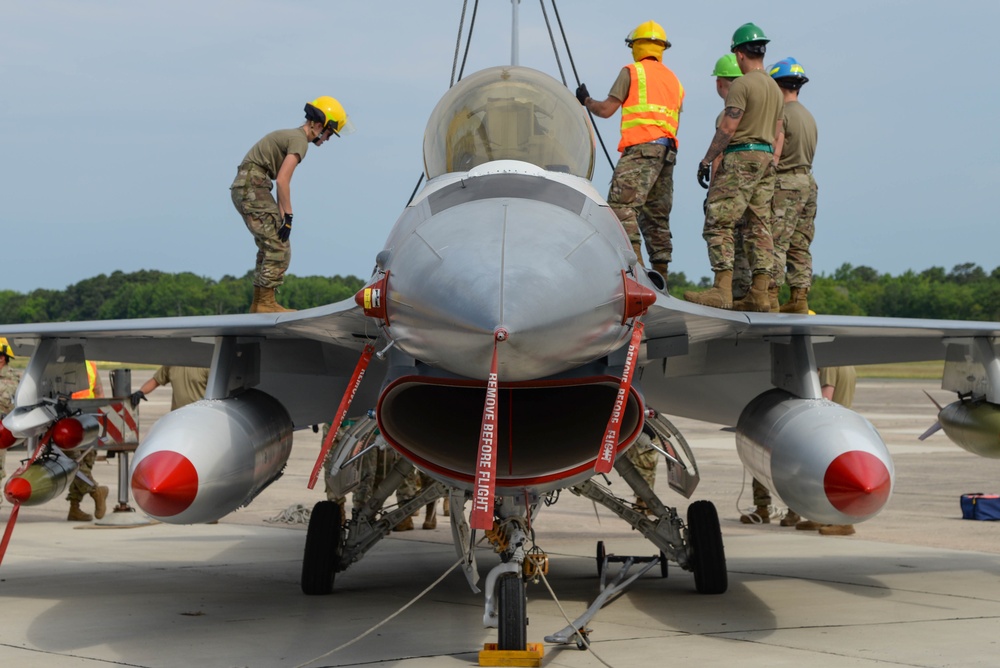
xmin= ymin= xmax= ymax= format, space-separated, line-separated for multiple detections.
xmin=3 ymin=0 xmax=997 ymax=294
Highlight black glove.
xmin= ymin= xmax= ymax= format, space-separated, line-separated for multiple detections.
xmin=129 ymin=390 xmax=146 ymax=409
xmin=575 ymin=83 xmax=590 ymax=106
xmin=278 ymin=213 xmax=293 ymax=243
xmin=697 ymin=162 xmax=711 ymax=189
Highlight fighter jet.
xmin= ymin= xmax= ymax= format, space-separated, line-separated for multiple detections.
xmin=3 ymin=63 xmax=1000 ymax=652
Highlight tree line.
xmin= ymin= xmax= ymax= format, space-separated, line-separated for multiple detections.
xmin=671 ymin=262 xmax=1000 ymax=321
xmin=0 ymin=263 xmax=997 ymax=324
xmin=0 ymin=270 xmax=365 ymax=323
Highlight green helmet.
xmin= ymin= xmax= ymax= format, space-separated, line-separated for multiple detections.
xmin=730 ymin=22 xmax=769 ymax=51
xmin=712 ymin=54 xmax=742 ymax=78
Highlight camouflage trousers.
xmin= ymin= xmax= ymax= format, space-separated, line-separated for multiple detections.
xmin=771 ymin=171 xmax=817 ymax=289
xmin=230 ymin=164 xmax=291 ymax=289
xmin=702 ymin=151 xmax=775 ymax=275
xmin=625 ymin=434 xmax=657 ymax=490
xmin=607 ymin=142 xmax=676 ymax=265
xmin=66 ymin=449 xmax=97 ymax=502
xmin=349 ymin=439 xmax=431 ymax=510
xmin=751 ymin=477 xmax=771 ymax=507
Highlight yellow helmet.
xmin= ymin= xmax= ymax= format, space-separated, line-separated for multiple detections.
xmin=0 ymin=337 xmax=13 ymax=359
xmin=625 ymin=20 xmax=670 ymax=49
xmin=304 ymin=96 xmax=354 ymax=137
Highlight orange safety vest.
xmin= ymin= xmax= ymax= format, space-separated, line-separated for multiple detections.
xmin=71 ymin=361 xmax=99 ymax=399
xmin=618 ymin=60 xmax=684 ymax=153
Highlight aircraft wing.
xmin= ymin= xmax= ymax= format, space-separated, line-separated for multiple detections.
xmin=638 ymin=294 xmax=1000 ymax=425
xmin=0 ymin=297 xmax=383 ymax=428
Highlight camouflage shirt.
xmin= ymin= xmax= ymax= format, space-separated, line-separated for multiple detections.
xmin=0 ymin=364 xmax=20 ymax=416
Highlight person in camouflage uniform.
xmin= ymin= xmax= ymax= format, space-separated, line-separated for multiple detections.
xmin=686 ymin=23 xmax=783 ymax=312
xmin=0 ymin=338 xmax=22 ymax=507
xmin=321 ymin=421 xmax=439 ymax=531
xmin=766 ymin=57 xmax=818 ymax=314
xmin=65 ymin=362 xmax=109 ymax=522
xmin=577 ymin=20 xmax=684 ymax=279
xmin=232 ymin=96 xmax=352 ymax=314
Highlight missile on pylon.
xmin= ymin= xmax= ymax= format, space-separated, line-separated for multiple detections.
xmin=51 ymin=414 xmax=101 ymax=451
xmin=937 ymin=398 xmax=1000 ymax=458
xmin=0 ymin=423 xmax=23 ymax=450
xmin=4 ymin=448 xmax=79 ymax=506
xmin=735 ymin=389 xmax=894 ymax=525
xmin=130 ymin=390 xmax=294 ymax=524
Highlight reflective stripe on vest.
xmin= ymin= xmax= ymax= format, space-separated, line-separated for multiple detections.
xmin=71 ymin=361 xmax=98 ymax=399
xmin=618 ymin=61 xmax=684 ymax=153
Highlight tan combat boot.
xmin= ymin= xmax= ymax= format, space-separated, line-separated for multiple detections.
xmin=255 ymin=287 xmax=295 ymax=313
xmin=739 ymin=505 xmax=770 ymax=524
xmin=249 ymin=286 xmax=262 ymax=313
xmin=651 ymin=261 xmax=669 ymax=280
xmin=768 ymin=284 xmax=780 ymax=312
xmin=733 ymin=273 xmax=772 ymax=312
xmin=91 ymin=485 xmax=109 ymax=520
xmin=68 ymin=500 xmax=92 ymax=522
xmin=684 ymin=269 xmax=733 ymax=309
xmin=393 ymin=515 xmax=414 ymax=531
xmin=442 ymin=497 xmax=450 ymax=517
xmin=780 ymin=287 xmax=810 ymax=314
xmin=780 ymin=510 xmax=801 ymax=527
xmin=795 ymin=519 xmax=823 ymax=531
xmin=422 ymin=501 xmax=437 ymax=530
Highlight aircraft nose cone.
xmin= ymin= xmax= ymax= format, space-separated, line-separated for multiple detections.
xmin=132 ymin=451 xmax=199 ymax=517
xmin=384 ymin=195 xmax=633 ymax=380
xmin=5 ymin=477 xmax=31 ymax=504
xmin=824 ymin=450 xmax=892 ymax=517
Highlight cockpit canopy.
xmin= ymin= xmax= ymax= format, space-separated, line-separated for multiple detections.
xmin=423 ymin=66 xmax=595 ymax=180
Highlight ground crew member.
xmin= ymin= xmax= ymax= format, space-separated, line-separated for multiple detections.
xmin=130 ymin=366 xmax=209 ymax=411
xmin=685 ymin=23 xmax=783 ymax=311
xmin=0 ymin=338 xmax=22 ymax=508
xmin=767 ymin=57 xmax=818 ymax=314
xmin=626 ymin=424 xmax=660 ymax=514
xmin=706 ymin=54 xmax=756 ymax=301
xmin=67 ymin=361 xmax=109 ymax=522
xmin=576 ymin=20 xmax=684 ymax=280
xmin=232 ymin=96 xmax=353 ymax=314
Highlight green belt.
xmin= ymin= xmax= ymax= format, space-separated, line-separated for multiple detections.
xmin=724 ymin=143 xmax=773 ymax=154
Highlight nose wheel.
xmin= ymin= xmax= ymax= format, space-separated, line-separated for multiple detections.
xmin=301 ymin=500 xmax=344 ymax=595
xmin=496 ymin=572 xmax=527 ymax=651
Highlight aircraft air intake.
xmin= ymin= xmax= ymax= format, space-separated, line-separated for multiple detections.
xmin=377 ymin=376 xmax=643 ymax=494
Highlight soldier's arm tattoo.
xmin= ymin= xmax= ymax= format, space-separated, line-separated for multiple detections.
xmin=701 ymin=106 xmax=742 ymax=164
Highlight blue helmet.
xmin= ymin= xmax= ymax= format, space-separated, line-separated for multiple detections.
xmin=768 ymin=57 xmax=809 ymax=85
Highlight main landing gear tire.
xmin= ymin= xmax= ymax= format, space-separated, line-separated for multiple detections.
xmin=687 ymin=500 xmax=727 ymax=594
xmin=497 ymin=572 xmax=527 ymax=651
xmin=301 ymin=500 xmax=344 ymax=596
xmin=596 ymin=540 xmax=606 ymax=577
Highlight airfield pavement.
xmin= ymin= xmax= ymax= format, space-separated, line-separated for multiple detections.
xmin=2 ymin=370 xmax=1000 ymax=667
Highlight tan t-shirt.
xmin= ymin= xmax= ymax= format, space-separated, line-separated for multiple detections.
xmin=241 ymin=128 xmax=310 ymax=179
xmin=153 ymin=366 xmax=210 ymax=411
xmin=724 ymin=69 xmax=783 ymax=146
xmin=819 ymin=366 xmax=856 ymax=408
xmin=777 ymin=100 xmax=817 ymax=172
xmin=608 ymin=67 xmax=631 ymax=102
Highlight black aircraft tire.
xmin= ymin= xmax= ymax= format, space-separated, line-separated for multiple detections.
xmin=596 ymin=541 xmax=606 ymax=577
xmin=301 ymin=500 xmax=343 ymax=596
xmin=687 ymin=500 xmax=728 ymax=594
xmin=497 ymin=572 xmax=527 ymax=651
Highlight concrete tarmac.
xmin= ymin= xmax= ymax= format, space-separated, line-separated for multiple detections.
xmin=2 ymin=372 xmax=1000 ymax=667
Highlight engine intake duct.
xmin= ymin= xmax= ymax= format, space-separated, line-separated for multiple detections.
xmin=378 ymin=377 xmax=642 ymax=492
